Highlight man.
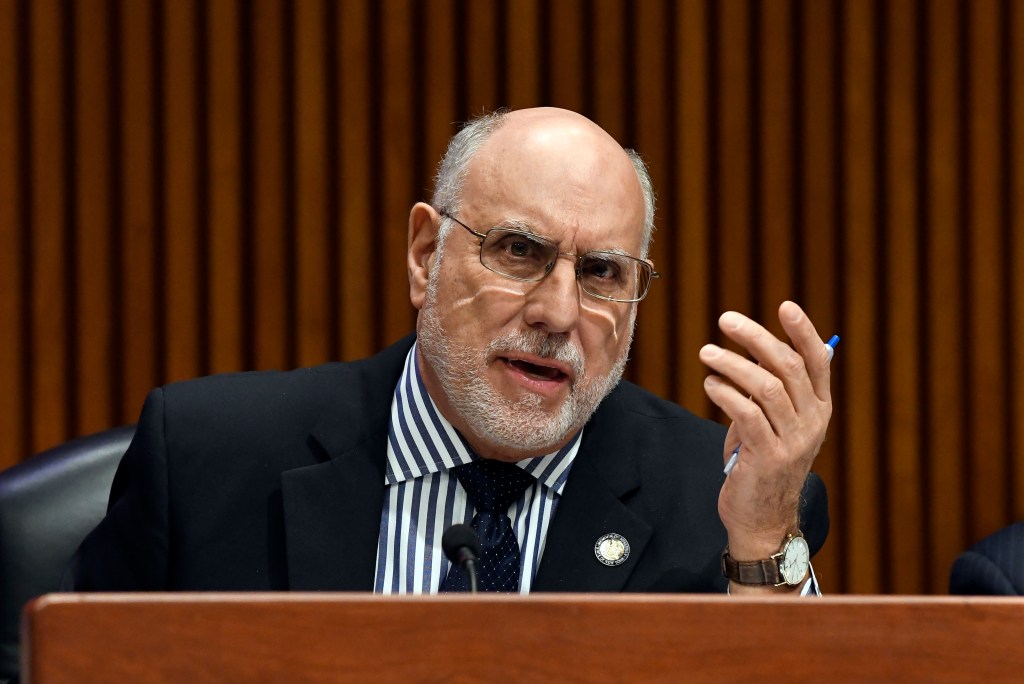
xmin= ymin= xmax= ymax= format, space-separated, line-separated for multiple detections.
xmin=70 ymin=107 xmax=832 ymax=596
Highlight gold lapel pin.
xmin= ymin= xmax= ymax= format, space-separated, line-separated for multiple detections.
xmin=594 ymin=533 xmax=630 ymax=567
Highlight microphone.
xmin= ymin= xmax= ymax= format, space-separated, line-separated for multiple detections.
xmin=442 ymin=524 xmax=481 ymax=593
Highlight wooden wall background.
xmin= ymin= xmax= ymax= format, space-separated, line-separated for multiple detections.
xmin=1 ymin=0 xmax=1022 ymax=595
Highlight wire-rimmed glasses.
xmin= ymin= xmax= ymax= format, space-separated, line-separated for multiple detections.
xmin=441 ymin=212 xmax=659 ymax=303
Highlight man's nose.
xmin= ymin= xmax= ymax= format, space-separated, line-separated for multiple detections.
xmin=522 ymin=255 xmax=581 ymax=334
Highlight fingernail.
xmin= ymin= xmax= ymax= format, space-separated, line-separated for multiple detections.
xmin=700 ymin=344 xmax=722 ymax=358
xmin=719 ymin=312 xmax=742 ymax=331
xmin=783 ymin=303 xmax=802 ymax=323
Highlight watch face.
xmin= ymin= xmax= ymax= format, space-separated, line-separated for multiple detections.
xmin=781 ymin=536 xmax=810 ymax=585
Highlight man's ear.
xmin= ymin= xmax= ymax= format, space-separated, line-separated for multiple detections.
xmin=408 ymin=202 xmax=440 ymax=311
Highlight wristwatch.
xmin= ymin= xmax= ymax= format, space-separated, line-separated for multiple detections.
xmin=721 ymin=533 xmax=810 ymax=586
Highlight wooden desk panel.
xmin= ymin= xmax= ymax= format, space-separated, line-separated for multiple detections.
xmin=21 ymin=594 xmax=1024 ymax=682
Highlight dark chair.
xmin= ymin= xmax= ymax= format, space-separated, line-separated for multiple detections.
xmin=0 ymin=425 xmax=135 ymax=682
xmin=949 ymin=521 xmax=1024 ymax=595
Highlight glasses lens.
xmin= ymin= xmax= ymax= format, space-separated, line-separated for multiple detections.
xmin=480 ymin=229 xmax=557 ymax=280
xmin=475 ymin=225 xmax=654 ymax=302
xmin=579 ymin=253 xmax=652 ymax=302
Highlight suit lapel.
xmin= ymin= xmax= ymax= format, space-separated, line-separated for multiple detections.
xmin=533 ymin=408 xmax=652 ymax=592
xmin=282 ymin=336 xmax=413 ymax=590
xmin=282 ymin=447 xmax=385 ymax=590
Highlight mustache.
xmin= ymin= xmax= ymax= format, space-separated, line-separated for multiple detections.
xmin=485 ymin=329 xmax=585 ymax=379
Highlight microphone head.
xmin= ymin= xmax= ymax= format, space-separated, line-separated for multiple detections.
xmin=442 ymin=524 xmax=481 ymax=563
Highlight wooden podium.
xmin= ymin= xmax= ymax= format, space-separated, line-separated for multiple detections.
xmin=21 ymin=593 xmax=1024 ymax=682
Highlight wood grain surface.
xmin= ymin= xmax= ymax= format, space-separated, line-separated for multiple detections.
xmin=23 ymin=593 xmax=1024 ymax=683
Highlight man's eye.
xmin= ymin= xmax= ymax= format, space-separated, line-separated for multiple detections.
xmin=508 ymin=239 xmax=533 ymax=257
xmin=582 ymin=257 xmax=623 ymax=281
xmin=494 ymin=233 xmax=544 ymax=259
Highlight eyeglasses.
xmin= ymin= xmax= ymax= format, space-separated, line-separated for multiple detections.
xmin=441 ymin=212 xmax=659 ymax=303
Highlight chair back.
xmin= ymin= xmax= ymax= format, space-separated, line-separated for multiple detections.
xmin=0 ymin=425 xmax=135 ymax=682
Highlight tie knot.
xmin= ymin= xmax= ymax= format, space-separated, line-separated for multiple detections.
xmin=451 ymin=458 xmax=537 ymax=513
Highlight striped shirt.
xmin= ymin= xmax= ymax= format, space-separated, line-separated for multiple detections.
xmin=374 ymin=343 xmax=581 ymax=594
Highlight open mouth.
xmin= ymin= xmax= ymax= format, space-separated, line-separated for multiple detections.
xmin=506 ymin=358 xmax=568 ymax=382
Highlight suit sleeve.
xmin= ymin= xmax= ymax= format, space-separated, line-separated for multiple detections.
xmin=65 ymin=388 xmax=171 ymax=590
xmin=948 ymin=522 xmax=1024 ymax=596
xmin=949 ymin=551 xmax=1019 ymax=595
xmin=799 ymin=472 xmax=829 ymax=558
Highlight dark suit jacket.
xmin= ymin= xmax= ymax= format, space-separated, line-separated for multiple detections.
xmin=949 ymin=522 xmax=1024 ymax=595
xmin=71 ymin=335 xmax=829 ymax=593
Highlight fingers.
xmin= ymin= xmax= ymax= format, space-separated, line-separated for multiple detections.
xmin=702 ymin=373 xmax=777 ymax=456
xmin=777 ymin=301 xmax=832 ymax=403
xmin=712 ymin=302 xmax=829 ymax=415
xmin=700 ymin=345 xmax=795 ymax=447
xmin=700 ymin=302 xmax=833 ymax=466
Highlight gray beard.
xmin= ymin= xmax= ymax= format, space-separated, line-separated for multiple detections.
xmin=418 ymin=275 xmax=632 ymax=457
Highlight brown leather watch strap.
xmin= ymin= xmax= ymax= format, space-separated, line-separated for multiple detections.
xmin=720 ymin=550 xmax=783 ymax=586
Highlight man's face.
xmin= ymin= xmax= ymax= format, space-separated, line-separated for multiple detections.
xmin=413 ymin=110 xmax=647 ymax=461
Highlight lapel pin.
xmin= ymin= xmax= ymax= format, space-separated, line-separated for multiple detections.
xmin=594 ymin=533 xmax=630 ymax=566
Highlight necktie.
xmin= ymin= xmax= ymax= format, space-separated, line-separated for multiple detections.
xmin=441 ymin=458 xmax=537 ymax=592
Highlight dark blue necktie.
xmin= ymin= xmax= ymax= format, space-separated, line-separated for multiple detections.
xmin=442 ymin=458 xmax=537 ymax=592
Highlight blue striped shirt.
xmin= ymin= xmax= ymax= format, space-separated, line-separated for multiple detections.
xmin=374 ymin=343 xmax=581 ymax=594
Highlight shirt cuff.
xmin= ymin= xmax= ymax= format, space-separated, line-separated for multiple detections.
xmin=800 ymin=562 xmax=820 ymax=596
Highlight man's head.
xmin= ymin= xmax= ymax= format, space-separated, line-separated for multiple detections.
xmin=407 ymin=107 xmax=655 ymax=461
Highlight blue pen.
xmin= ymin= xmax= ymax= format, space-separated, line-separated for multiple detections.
xmin=723 ymin=334 xmax=840 ymax=475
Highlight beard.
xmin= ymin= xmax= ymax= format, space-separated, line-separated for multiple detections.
xmin=417 ymin=270 xmax=633 ymax=457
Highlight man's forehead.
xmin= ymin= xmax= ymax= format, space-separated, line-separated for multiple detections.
xmin=462 ymin=119 xmax=643 ymax=219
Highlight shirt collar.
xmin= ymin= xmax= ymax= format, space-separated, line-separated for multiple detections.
xmin=385 ymin=343 xmax=581 ymax=494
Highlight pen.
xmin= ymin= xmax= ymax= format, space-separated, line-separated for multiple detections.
xmin=723 ymin=334 xmax=840 ymax=475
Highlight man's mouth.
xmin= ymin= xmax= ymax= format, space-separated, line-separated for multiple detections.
xmin=505 ymin=358 xmax=569 ymax=382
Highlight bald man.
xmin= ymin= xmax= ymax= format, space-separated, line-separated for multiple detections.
xmin=71 ymin=108 xmax=831 ymax=596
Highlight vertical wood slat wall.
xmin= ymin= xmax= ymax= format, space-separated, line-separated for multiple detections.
xmin=0 ymin=0 xmax=1020 ymax=595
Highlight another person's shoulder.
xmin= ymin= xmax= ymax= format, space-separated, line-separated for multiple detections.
xmin=950 ymin=521 xmax=1024 ymax=595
